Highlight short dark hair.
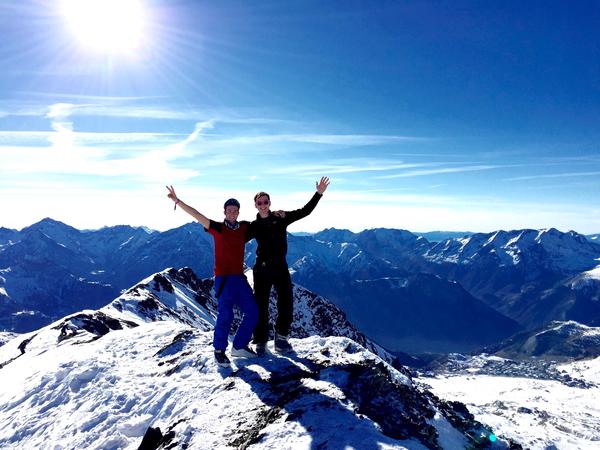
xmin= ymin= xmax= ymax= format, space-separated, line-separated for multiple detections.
xmin=254 ymin=191 xmax=270 ymax=202
xmin=223 ymin=198 xmax=240 ymax=209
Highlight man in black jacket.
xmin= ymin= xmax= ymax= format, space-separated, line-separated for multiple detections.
xmin=250 ymin=177 xmax=330 ymax=354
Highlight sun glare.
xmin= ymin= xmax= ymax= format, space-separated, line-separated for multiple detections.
xmin=61 ymin=0 xmax=145 ymax=54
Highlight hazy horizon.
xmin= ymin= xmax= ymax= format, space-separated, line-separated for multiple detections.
xmin=2 ymin=216 xmax=598 ymax=238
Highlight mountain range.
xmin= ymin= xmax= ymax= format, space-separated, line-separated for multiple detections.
xmin=2 ymin=218 xmax=600 ymax=353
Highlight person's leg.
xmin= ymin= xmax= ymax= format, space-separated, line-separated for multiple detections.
xmin=273 ymin=266 xmax=293 ymax=336
xmin=252 ymin=265 xmax=273 ymax=344
xmin=232 ymin=276 xmax=259 ymax=349
xmin=213 ymin=276 xmax=234 ymax=351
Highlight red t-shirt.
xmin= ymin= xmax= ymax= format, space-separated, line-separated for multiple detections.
xmin=206 ymin=220 xmax=250 ymax=276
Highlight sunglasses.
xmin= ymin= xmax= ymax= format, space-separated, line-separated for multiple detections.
xmin=256 ymin=200 xmax=269 ymax=206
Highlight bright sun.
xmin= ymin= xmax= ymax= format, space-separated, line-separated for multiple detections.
xmin=61 ymin=0 xmax=145 ymax=54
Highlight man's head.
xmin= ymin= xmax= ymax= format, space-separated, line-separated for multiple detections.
xmin=254 ymin=191 xmax=271 ymax=217
xmin=223 ymin=198 xmax=240 ymax=222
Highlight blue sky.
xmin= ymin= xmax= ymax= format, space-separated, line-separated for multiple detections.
xmin=1 ymin=0 xmax=599 ymax=233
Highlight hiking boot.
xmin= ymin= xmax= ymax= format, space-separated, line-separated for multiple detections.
xmin=254 ymin=342 xmax=267 ymax=356
xmin=231 ymin=346 xmax=258 ymax=358
xmin=274 ymin=333 xmax=292 ymax=353
xmin=214 ymin=350 xmax=231 ymax=367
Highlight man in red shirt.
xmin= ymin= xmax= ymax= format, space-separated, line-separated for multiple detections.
xmin=166 ymin=186 xmax=258 ymax=367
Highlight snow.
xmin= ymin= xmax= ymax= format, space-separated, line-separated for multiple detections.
xmin=427 ymin=413 xmax=468 ymax=449
xmin=0 ymin=265 xmax=511 ymax=449
xmin=425 ymin=227 xmax=600 ymax=273
xmin=558 ymin=356 xmax=600 ymax=382
xmin=420 ymin=362 xmax=600 ymax=450
xmin=0 ymin=320 xmax=420 ymax=450
xmin=119 ymin=236 xmax=135 ymax=249
xmin=581 ymin=265 xmax=600 ymax=280
xmin=0 ymin=332 xmax=18 ymax=347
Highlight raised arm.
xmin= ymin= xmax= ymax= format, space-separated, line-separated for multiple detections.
xmin=284 ymin=176 xmax=330 ymax=224
xmin=166 ymin=185 xmax=210 ymax=229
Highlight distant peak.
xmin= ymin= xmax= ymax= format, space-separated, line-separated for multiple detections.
xmin=23 ymin=217 xmax=77 ymax=233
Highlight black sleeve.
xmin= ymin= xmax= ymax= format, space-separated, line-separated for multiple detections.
xmin=204 ymin=219 xmax=222 ymax=233
xmin=284 ymin=192 xmax=323 ymax=225
xmin=243 ymin=221 xmax=255 ymax=242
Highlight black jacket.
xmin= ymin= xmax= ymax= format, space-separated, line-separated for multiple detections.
xmin=250 ymin=192 xmax=322 ymax=265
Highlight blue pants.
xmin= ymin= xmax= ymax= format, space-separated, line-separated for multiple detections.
xmin=213 ymin=274 xmax=258 ymax=351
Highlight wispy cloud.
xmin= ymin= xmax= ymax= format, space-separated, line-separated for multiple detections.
xmin=268 ymin=161 xmax=439 ymax=176
xmin=18 ymin=92 xmax=167 ymax=102
xmin=505 ymin=171 xmax=600 ymax=181
xmin=2 ymin=97 xmax=294 ymax=124
xmin=377 ymin=165 xmax=502 ymax=179
xmin=46 ymin=103 xmax=76 ymax=149
xmin=216 ymin=134 xmax=427 ymax=146
xmin=0 ymin=131 xmax=183 ymax=151
xmin=161 ymin=120 xmax=214 ymax=160
xmin=0 ymin=105 xmax=214 ymax=182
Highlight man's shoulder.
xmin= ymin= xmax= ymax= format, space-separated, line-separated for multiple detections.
xmin=253 ymin=214 xmax=286 ymax=227
xmin=206 ymin=220 xmax=222 ymax=233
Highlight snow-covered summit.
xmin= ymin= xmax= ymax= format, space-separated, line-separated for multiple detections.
xmin=0 ymin=268 xmax=514 ymax=449
xmin=425 ymin=228 xmax=600 ymax=273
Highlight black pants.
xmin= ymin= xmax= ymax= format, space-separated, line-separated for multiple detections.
xmin=252 ymin=261 xmax=293 ymax=344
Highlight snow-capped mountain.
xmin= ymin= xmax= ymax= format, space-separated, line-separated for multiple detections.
xmin=587 ymin=234 xmax=600 ymax=242
xmin=279 ymin=227 xmax=600 ymax=349
xmin=480 ymin=320 xmax=600 ymax=361
xmin=425 ymin=228 xmax=598 ymax=273
xmin=422 ymin=228 xmax=600 ymax=329
xmin=415 ymin=231 xmax=475 ymax=243
xmin=0 ymin=268 xmax=515 ymax=449
xmin=0 ymin=219 xmax=215 ymax=332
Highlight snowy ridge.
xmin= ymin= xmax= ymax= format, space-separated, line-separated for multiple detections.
xmin=0 ymin=269 xmax=515 ymax=449
xmin=105 ymin=267 xmax=399 ymax=367
xmin=425 ymin=228 xmax=600 ymax=272
xmin=103 ymin=268 xmax=218 ymax=331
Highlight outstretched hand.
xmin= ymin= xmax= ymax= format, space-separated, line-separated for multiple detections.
xmin=166 ymin=185 xmax=179 ymax=210
xmin=316 ymin=176 xmax=330 ymax=194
